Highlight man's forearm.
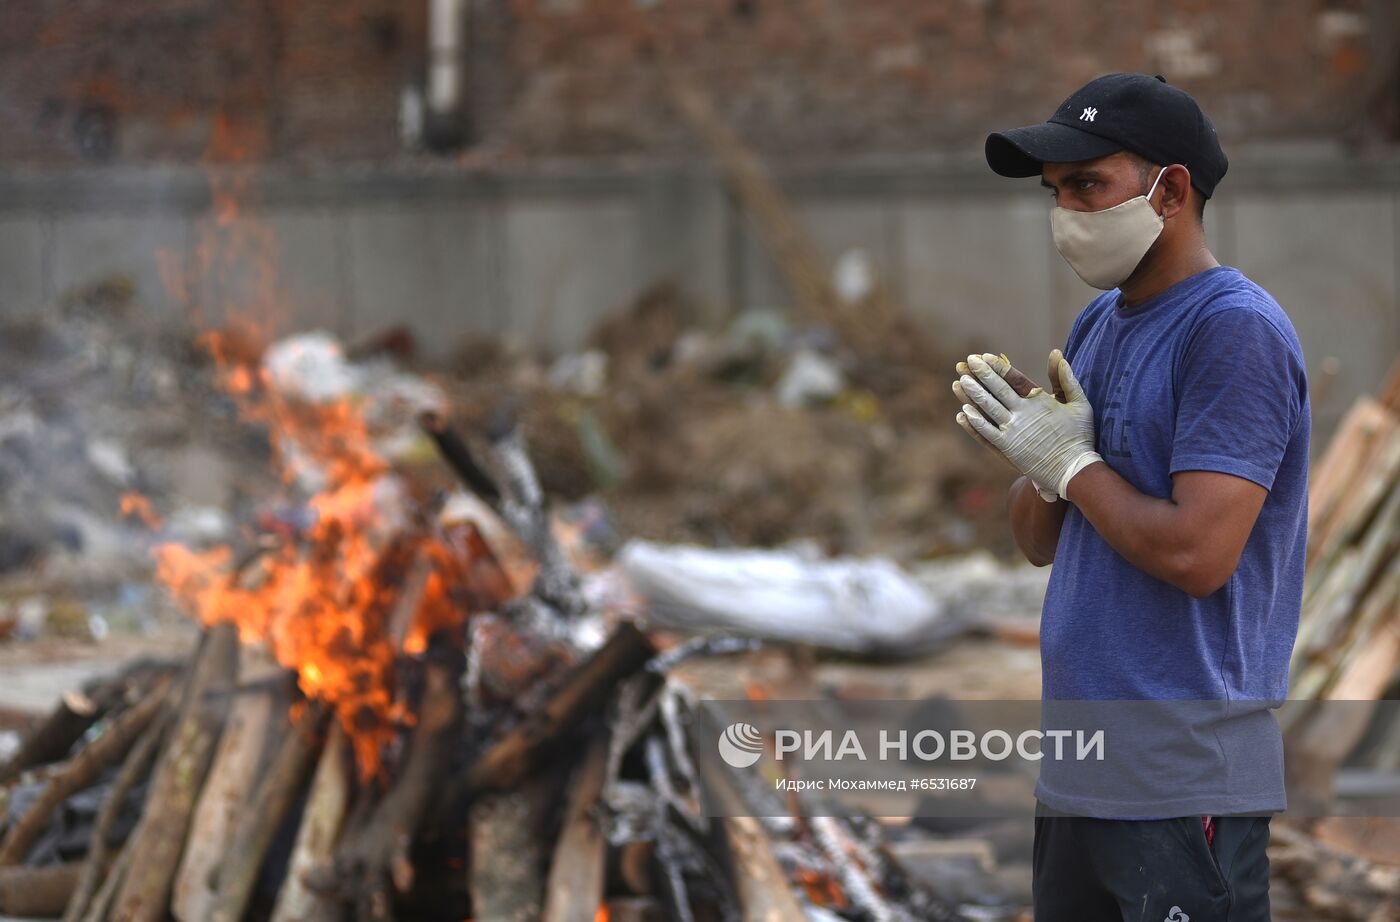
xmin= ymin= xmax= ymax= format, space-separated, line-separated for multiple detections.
xmin=1064 ymin=462 xmax=1232 ymax=597
xmin=1009 ymin=475 xmax=1067 ymax=566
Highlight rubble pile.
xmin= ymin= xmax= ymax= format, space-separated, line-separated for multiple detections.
xmin=438 ymin=283 xmax=1012 ymax=560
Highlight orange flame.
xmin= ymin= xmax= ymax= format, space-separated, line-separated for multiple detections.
xmin=151 ymin=347 xmax=516 ymax=776
xmin=151 ymin=121 xmax=514 ymax=777
xmin=155 ymin=342 xmax=521 ymax=774
xmin=795 ymin=867 xmax=846 ymax=907
xmin=119 ymin=492 xmax=162 ymax=529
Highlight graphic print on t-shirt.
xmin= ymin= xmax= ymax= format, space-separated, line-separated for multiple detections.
xmin=1098 ymin=368 xmax=1133 ymax=459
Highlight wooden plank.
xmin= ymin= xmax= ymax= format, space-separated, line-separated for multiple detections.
xmin=1327 ymin=569 xmax=1400 ymax=701
xmin=724 ymin=815 xmax=809 ymax=922
xmin=1307 ymin=398 xmax=1398 ymax=569
xmin=542 ymin=735 xmax=610 ymax=922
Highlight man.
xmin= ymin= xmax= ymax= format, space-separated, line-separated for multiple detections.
xmin=954 ymin=73 xmax=1310 ymax=921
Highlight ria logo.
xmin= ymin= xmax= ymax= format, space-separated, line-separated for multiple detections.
xmin=1165 ymin=907 xmax=1189 ymax=922
xmin=718 ymin=722 xmax=764 ymax=768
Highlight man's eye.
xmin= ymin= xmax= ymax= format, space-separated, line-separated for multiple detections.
xmin=1076 ymin=180 xmax=1096 ymax=191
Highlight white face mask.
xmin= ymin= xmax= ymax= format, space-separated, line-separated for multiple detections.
xmin=1051 ymin=167 xmax=1166 ymax=290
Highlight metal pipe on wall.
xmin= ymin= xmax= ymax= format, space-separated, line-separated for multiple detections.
xmin=426 ymin=0 xmax=468 ymax=149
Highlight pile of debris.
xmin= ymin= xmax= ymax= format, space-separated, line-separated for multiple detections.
xmin=438 ymin=282 xmax=1009 ymax=560
xmin=0 ymin=269 xmax=1012 ymax=658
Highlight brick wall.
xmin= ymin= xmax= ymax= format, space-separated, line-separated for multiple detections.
xmin=499 ymin=0 xmax=1400 ymax=156
xmin=0 ymin=0 xmax=1394 ymax=165
xmin=0 ymin=0 xmax=425 ymax=164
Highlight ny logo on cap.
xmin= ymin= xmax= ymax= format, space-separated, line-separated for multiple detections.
xmin=1080 ymin=107 xmax=1098 ymax=122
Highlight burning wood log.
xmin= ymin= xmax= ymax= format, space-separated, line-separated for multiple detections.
xmin=1 ymin=600 xmax=884 ymax=922
xmin=841 ymin=816 xmax=960 ymax=922
xmin=487 ymin=420 xmax=585 ymax=618
xmin=0 ymin=675 xmax=170 ymax=866
xmin=421 ymin=412 xmax=584 ymax=621
xmin=808 ymin=816 xmax=903 ymax=922
xmin=319 ymin=650 xmax=462 ymax=922
xmin=419 ymin=411 xmax=502 ymax=507
xmin=173 ymin=649 xmax=286 ymax=921
xmin=110 ymin=622 xmax=240 ymax=922
xmin=455 ymin=622 xmax=656 ymax=800
xmin=270 ymin=721 xmax=352 ymax=922
xmin=207 ymin=702 xmax=330 ymax=922
xmin=63 ymin=704 xmax=172 ymax=922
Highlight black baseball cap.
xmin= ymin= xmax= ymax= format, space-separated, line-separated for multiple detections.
xmin=985 ymin=73 xmax=1228 ymax=198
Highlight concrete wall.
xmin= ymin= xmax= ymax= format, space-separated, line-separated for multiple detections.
xmin=0 ymin=146 xmax=1396 ymax=438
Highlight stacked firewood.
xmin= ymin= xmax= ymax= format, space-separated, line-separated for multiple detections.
xmin=0 ymin=417 xmax=960 ymax=922
xmin=1284 ymin=356 xmax=1400 ymax=809
xmin=1291 ymin=354 xmax=1400 ymax=702
xmin=0 ymin=585 xmax=655 ymax=920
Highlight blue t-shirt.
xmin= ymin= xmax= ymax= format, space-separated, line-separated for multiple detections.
xmin=1035 ymin=265 xmax=1310 ymax=817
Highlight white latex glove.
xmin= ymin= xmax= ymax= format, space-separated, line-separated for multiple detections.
xmin=957 ymin=349 xmax=1101 ymax=500
xmin=953 ymin=353 xmax=1060 ymax=502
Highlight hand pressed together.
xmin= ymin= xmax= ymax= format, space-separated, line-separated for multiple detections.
xmin=954 ymin=349 xmax=1102 ymax=501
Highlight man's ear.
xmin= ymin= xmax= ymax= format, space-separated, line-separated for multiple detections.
xmin=1158 ymin=164 xmax=1192 ymax=220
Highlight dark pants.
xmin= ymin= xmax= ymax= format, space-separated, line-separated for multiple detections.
xmin=1032 ymin=807 xmax=1272 ymax=922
